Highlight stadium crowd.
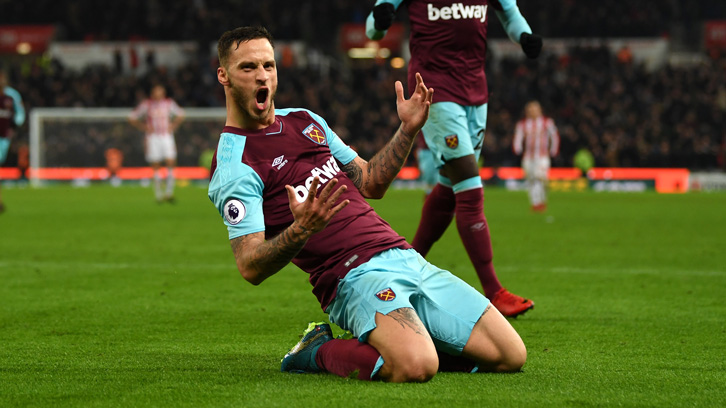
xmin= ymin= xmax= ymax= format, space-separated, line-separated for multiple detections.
xmin=5 ymin=0 xmax=726 ymax=42
xmin=6 ymin=45 xmax=724 ymax=170
xmin=2 ymin=0 xmax=725 ymax=170
xmin=486 ymin=46 xmax=726 ymax=170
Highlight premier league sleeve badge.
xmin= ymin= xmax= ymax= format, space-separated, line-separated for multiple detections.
xmin=224 ymin=199 xmax=246 ymax=225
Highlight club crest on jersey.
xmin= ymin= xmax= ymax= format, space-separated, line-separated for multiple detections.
xmin=223 ymin=199 xmax=246 ymax=225
xmin=302 ymin=123 xmax=327 ymax=145
xmin=375 ymin=288 xmax=396 ymax=302
xmin=445 ymin=134 xmax=459 ymax=149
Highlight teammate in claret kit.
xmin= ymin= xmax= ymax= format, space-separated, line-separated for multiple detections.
xmin=0 ymin=69 xmax=24 ymax=214
xmin=208 ymin=26 xmax=526 ymax=383
xmin=366 ymin=0 xmax=542 ymax=317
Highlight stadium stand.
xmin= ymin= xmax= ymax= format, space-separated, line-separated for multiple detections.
xmin=2 ymin=0 xmax=725 ymax=171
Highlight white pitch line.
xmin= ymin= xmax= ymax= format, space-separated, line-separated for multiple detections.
xmin=0 ymin=260 xmax=236 ymax=271
xmin=2 ymin=262 xmax=723 ymax=277
xmin=494 ymin=265 xmax=726 ymax=277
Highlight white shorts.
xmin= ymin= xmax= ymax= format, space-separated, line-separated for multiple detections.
xmin=145 ymin=133 xmax=177 ymax=163
xmin=522 ymin=157 xmax=550 ymax=180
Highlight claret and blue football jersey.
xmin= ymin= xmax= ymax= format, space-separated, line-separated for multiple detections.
xmin=367 ymin=0 xmax=531 ymax=106
xmin=208 ymin=108 xmax=411 ymax=309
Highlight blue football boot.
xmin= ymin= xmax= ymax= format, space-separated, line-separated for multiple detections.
xmin=280 ymin=322 xmax=333 ymax=373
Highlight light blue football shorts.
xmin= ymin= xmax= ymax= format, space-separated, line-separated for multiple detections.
xmin=421 ymin=102 xmax=488 ymax=169
xmin=416 ymin=147 xmax=437 ymax=187
xmin=0 ymin=137 xmax=10 ymax=165
xmin=326 ymin=247 xmax=490 ymax=355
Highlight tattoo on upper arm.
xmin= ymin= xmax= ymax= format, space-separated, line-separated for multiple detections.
xmin=341 ymin=160 xmax=364 ymax=191
xmin=230 ymin=236 xmax=246 ymax=255
xmin=388 ymin=307 xmax=428 ymax=336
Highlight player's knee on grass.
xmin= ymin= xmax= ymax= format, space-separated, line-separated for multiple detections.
xmin=379 ymin=348 xmax=439 ymax=383
xmin=495 ymin=340 xmax=527 ymax=373
xmin=368 ymin=309 xmax=439 ymax=382
xmin=466 ymin=336 xmax=526 ymax=373
xmin=373 ymin=331 xmax=439 ymax=382
xmin=463 ymin=306 xmax=527 ymax=373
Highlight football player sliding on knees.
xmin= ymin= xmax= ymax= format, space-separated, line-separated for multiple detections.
xmin=209 ymin=26 xmax=525 ymax=383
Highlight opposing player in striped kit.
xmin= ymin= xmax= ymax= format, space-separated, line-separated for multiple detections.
xmin=208 ymin=26 xmax=526 ymax=383
xmin=129 ymin=84 xmax=185 ymax=202
xmin=513 ymin=100 xmax=559 ymax=212
xmin=367 ymin=0 xmax=542 ymax=317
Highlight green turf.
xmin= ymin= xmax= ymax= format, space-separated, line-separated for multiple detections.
xmin=1 ymin=185 xmax=725 ymax=407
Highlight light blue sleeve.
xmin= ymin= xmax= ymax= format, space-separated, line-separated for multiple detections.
xmin=305 ymin=110 xmax=358 ymax=165
xmin=208 ymin=133 xmax=266 ymax=240
xmin=365 ymin=0 xmax=405 ymax=41
xmin=494 ymin=1 xmax=532 ymax=44
xmin=4 ymin=86 xmax=25 ymax=127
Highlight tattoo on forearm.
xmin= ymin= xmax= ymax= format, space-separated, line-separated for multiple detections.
xmin=388 ymin=307 xmax=427 ymax=336
xmin=231 ymin=225 xmax=311 ymax=276
xmin=368 ymin=126 xmax=414 ymax=186
xmin=259 ymin=227 xmax=306 ymax=266
xmin=341 ymin=126 xmax=414 ymax=197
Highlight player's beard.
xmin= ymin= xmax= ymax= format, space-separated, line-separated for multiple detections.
xmin=229 ymin=78 xmax=276 ymax=123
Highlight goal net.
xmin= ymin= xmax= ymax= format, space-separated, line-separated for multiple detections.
xmin=28 ymin=107 xmax=225 ymax=186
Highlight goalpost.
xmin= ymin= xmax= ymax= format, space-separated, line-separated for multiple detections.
xmin=28 ymin=107 xmax=226 ymax=186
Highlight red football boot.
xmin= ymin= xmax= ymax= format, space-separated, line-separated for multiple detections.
xmin=531 ymin=203 xmax=547 ymax=213
xmin=491 ymin=288 xmax=534 ymax=318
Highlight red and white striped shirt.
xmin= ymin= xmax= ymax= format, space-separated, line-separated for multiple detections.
xmin=129 ymin=98 xmax=184 ymax=135
xmin=513 ymin=117 xmax=559 ymax=159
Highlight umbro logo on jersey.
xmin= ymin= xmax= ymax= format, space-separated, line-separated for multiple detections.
xmin=428 ymin=3 xmax=487 ymax=23
xmin=223 ymin=199 xmax=246 ymax=225
xmin=302 ymin=123 xmax=327 ymax=145
xmin=272 ymin=155 xmax=288 ymax=170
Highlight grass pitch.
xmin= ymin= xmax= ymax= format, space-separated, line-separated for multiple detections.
xmin=1 ymin=185 xmax=724 ymax=407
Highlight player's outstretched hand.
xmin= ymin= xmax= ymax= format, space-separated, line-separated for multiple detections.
xmin=520 ymin=32 xmax=543 ymax=59
xmin=373 ymin=3 xmax=396 ymax=31
xmin=396 ymin=72 xmax=434 ymax=137
xmin=285 ymin=177 xmax=349 ymax=236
